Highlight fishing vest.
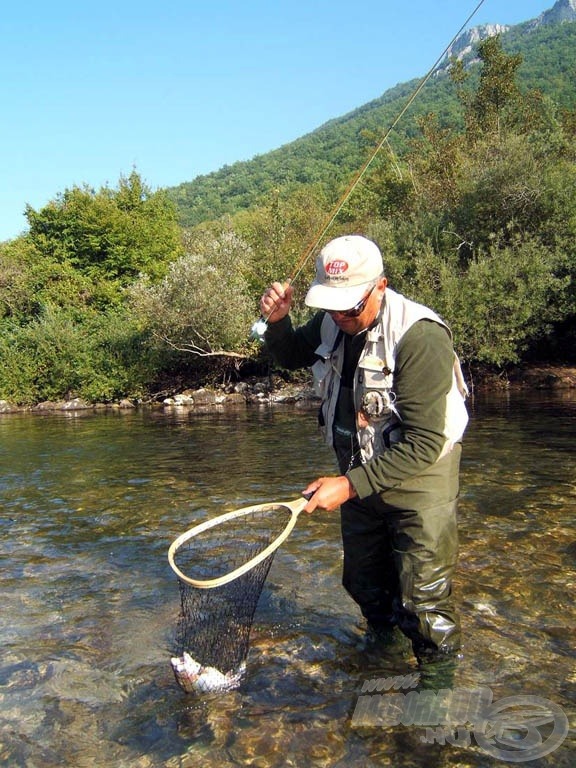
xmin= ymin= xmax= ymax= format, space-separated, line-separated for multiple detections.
xmin=311 ymin=288 xmax=469 ymax=462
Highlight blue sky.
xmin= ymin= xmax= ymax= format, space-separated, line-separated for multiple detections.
xmin=1 ymin=0 xmax=553 ymax=241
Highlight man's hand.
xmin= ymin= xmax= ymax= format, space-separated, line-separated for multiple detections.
xmin=302 ymin=476 xmax=357 ymax=512
xmin=260 ymin=282 xmax=293 ymax=323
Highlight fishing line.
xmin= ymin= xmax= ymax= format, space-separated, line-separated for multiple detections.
xmin=251 ymin=0 xmax=488 ymax=339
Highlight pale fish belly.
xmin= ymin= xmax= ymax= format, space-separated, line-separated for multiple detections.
xmin=170 ymin=652 xmax=245 ymax=693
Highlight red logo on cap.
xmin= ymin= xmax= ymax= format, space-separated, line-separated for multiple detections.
xmin=325 ymin=260 xmax=348 ymax=276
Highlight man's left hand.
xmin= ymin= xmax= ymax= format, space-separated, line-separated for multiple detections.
xmin=303 ymin=476 xmax=357 ymax=512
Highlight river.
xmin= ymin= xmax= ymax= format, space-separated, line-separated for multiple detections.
xmin=0 ymin=391 xmax=574 ymax=767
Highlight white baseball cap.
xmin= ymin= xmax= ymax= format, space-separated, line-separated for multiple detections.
xmin=305 ymin=235 xmax=384 ymax=311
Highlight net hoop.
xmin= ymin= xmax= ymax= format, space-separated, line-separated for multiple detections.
xmin=168 ymin=497 xmax=308 ymax=589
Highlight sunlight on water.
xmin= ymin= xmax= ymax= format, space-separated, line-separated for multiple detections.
xmin=0 ymin=394 xmax=575 ymax=767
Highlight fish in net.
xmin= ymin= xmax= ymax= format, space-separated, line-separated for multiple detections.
xmin=169 ymin=499 xmax=307 ymax=694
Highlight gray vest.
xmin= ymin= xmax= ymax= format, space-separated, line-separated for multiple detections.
xmin=311 ymin=288 xmax=468 ymax=462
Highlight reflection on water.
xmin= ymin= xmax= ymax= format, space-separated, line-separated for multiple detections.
xmin=1 ymin=393 xmax=575 ymax=767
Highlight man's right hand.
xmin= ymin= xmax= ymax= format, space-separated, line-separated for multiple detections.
xmin=260 ymin=282 xmax=293 ymax=323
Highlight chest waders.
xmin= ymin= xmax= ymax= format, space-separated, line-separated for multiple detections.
xmin=339 ymin=448 xmax=462 ymax=661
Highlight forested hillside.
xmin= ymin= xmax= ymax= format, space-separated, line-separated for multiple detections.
xmin=167 ymin=21 xmax=576 ymax=229
xmin=1 ymin=27 xmax=575 ymax=405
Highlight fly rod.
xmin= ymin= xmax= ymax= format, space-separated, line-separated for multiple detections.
xmin=250 ymin=0 xmax=488 ymax=341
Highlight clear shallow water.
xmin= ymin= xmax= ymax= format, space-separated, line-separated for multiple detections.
xmin=0 ymin=393 xmax=575 ymax=767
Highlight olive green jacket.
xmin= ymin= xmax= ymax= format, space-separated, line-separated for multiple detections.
xmin=265 ymin=306 xmax=466 ymax=501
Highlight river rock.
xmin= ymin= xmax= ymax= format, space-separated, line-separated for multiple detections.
xmin=31 ymin=398 xmax=92 ymax=412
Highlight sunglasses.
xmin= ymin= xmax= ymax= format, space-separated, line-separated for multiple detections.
xmin=328 ymin=285 xmax=376 ymax=318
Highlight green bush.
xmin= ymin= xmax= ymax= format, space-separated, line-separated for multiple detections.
xmin=129 ymin=227 xmax=256 ymax=357
xmin=0 ymin=306 xmax=154 ymax=405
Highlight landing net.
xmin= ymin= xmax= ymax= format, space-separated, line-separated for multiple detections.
xmin=171 ymin=503 xmax=293 ymax=676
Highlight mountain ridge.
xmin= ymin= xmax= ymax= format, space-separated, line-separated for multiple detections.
xmin=167 ymin=1 xmax=576 ymax=229
xmin=439 ymin=0 xmax=576 ymax=69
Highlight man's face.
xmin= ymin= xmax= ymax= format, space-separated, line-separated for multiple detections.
xmin=326 ymin=278 xmax=387 ymax=335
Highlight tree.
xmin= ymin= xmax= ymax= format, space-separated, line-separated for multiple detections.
xmin=451 ymin=36 xmax=524 ymax=138
xmin=232 ymin=185 xmax=329 ymax=317
xmin=129 ymin=226 xmax=256 ymax=360
xmin=25 ymin=170 xmax=183 ymax=286
xmin=0 ymin=236 xmax=98 ymax=319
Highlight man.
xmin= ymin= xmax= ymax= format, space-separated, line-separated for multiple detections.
xmin=260 ymin=235 xmax=469 ymax=662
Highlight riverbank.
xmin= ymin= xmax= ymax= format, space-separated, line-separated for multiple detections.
xmin=0 ymin=364 xmax=575 ymax=414
xmin=469 ymin=364 xmax=576 ymax=392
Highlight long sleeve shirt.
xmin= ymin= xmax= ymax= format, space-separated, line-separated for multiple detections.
xmin=264 ymin=311 xmax=457 ymax=500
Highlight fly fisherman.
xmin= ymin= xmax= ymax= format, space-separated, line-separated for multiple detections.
xmin=260 ymin=235 xmax=469 ymax=663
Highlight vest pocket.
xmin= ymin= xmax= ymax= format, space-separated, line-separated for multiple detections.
xmin=311 ymin=357 xmax=332 ymax=399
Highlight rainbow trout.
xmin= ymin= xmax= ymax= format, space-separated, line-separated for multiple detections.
xmin=170 ymin=652 xmax=245 ymax=693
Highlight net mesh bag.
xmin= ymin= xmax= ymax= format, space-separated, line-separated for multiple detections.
xmin=171 ymin=503 xmax=293 ymax=677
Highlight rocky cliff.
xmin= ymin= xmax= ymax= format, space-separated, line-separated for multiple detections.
xmin=443 ymin=23 xmax=510 ymax=63
xmin=534 ymin=0 xmax=576 ymax=26
xmin=439 ymin=0 xmax=576 ymax=70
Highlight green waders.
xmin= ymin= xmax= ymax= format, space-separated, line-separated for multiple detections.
xmin=336 ymin=441 xmax=462 ymax=661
